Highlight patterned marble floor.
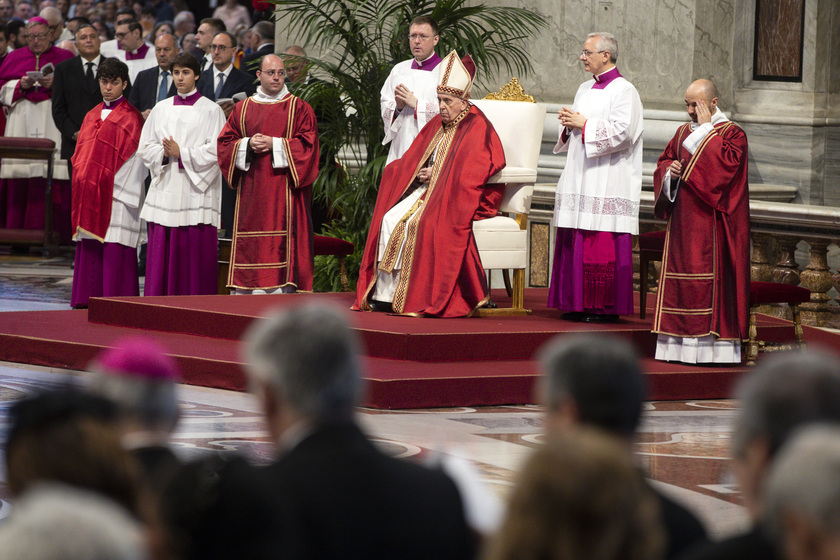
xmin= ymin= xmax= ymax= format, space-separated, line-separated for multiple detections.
xmin=0 ymin=249 xmax=750 ymax=538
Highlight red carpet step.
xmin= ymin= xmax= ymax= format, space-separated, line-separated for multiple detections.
xmin=0 ymin=289 xmax=831 ymax=409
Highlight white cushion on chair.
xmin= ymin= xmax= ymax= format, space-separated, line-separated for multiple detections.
xmin=473 ymin=216 xmax=527 ymax=269
xmin=498 ymin=182 xmax=533 ymax=215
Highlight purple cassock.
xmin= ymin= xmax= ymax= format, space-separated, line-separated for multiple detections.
xmin=144 ymin=223 xmax=218 ymax=296
xmin=71 ymin=239 xmax=140 ymax=308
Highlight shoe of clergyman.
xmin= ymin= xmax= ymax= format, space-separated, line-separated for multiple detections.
xmin=369 ymin=300 xmax=394 ymax=313
xmin=580 ymin=313 xmax=620 ymax=324
xmin=560 ymin=311 xmax=584 ymax=322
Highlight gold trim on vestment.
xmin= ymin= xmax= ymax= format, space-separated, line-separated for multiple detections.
xmin=659 ymin=307 xmax=714 ymax=314
xmin=235 ymin=262 xmax=290 ymax=268
xmin=73 ymin=226 xmax=105 ymax=243
xmin=682 ymin=122 xmax=734 ymax=183
xmin=228 ymin=96 xmax=299 ymax=288
xmin=235 ymin=230 xmax=288 ymax=236
xmin=390 ymin=106 xmax=470 ymax=313
xmin=653 ymin=123 xmax=703 ymax=332
xmin=663 ymin=272 xmax=716 ymax=280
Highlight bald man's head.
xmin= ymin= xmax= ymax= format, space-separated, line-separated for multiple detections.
xmin=686 ymin=79 xmax=718 ymax=103
xmin=684 ymin=79 xmax=719 ymax=123
xmin=39 ymin=5 xmax=62 ymax=25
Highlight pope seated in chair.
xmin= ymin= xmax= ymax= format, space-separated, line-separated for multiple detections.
xmin=353 ymin=50 xmax=506 ymax=318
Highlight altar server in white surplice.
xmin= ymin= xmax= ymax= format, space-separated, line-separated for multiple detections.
xmin=380 ymin=15 xmax=442 ymax=165
xmin=138 ymin=52 xmax=225 ymax=297
xmin=548 ymin=31 xmax=643 ymax=324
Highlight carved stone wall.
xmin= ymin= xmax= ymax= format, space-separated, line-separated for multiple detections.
xmin=275 ymin=0 xmax=837 ymax=204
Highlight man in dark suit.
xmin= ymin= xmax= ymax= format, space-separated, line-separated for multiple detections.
xmin=197 ymin=30 xmax=255 ymax=237
xmin=241 ymin=20 xmax=273 ymax=77
xmin=51 ymin=23 xmax=104 ymax=175
xmin=194 ymin=17 xmax=225 ymax=73
xmin=128 ymin=32 xmax=178 ymax=118
xmin=539 ymin=333 xmax=709 ymax=560
xmin=241 ymin=304 xmax=476 ymax=560
xmin=196 ymin=31 xmax=255 ymax=114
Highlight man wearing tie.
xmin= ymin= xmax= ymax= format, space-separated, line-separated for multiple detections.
xmin=196 ymin=31 xmax=255 ymax=116
xmin=52 ymin=23 xmax=105 ymax=177
xmin=128 ymin=33 xmax=179 ymax=119
xmin=194 ymin=18 xmax=225 ymax=75
xmin=196 ymin=30 xmax=255 ymax=237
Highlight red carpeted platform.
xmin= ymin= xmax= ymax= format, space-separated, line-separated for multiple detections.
xmin=0 ymin=289 xmax=833 ymax=408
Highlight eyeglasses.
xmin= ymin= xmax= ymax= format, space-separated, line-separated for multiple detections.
xmin=580 ymin=50 xmax=605 ymax=57
xmin=27 ymin=32 xmax=48 ymax=40
xmin=260 ymin=69 xmax=286 ymax=77
xmin=115 ymin=32 xmax=129 ymax=39
xmin=409 ymin=33 xmax=435 ymax=41
xmin=210 ymin=44 xmax=231 ymax=51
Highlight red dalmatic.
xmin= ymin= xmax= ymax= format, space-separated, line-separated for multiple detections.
xmin=71 ymin=101 xmax=144 ymax=241
xmin=353 ymin=104 xmax=506 ymax=317
xmin=217 ymin=95 xmax=319 ymax=291
xmin=652 ymin=121 xmax=750 ymax=341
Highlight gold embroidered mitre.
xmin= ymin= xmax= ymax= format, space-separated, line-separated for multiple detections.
xmin=437 ymin=50 xmax=476 ymax=99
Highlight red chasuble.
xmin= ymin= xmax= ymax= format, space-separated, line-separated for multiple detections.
xmin=71 ymin=100 xmax=144 ymax=240
xmin=652 ymin=121 xmax=750 ymax=342
xmin=217 ymin=95 xmax=319 ymax=291
xmin=353 ymin=104 xmax=506 ymax=318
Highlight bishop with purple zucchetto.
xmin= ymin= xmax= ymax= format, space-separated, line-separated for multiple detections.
xmin=0 ymin=16 xmax=73 ymax=240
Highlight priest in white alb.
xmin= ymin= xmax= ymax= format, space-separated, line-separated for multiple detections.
xmin=548 ymin=31 xmax=643 ymax=324
xmin=380 ymin=15 xmax=442 ymax=165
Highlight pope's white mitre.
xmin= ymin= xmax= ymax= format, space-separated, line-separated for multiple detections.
xmin=436 ymin=50 xmax=476 ymax=99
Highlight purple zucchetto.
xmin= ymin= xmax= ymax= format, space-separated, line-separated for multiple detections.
xmin=93 ymin=336 xmax=181 ymax=381
xmin=26 ymin=16 xmax=49 ymax=28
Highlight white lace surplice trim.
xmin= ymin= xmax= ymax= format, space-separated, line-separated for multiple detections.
xmin=554 ymin=193 xmax=639 ymax=217
xmin=593 ymin=120 xmax=612 ymax=154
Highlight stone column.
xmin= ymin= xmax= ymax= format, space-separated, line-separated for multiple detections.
xmin=799 ymin=240 xmax=834 ymax=326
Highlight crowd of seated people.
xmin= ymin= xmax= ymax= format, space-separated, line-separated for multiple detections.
xmin=0 ymin=303 xmax=837 ymax=560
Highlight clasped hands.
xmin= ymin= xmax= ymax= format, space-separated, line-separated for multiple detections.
xmin=394 ymin=83 xmax=417 ymax=111
xmin=162 ymin=136 xmax=180 ymax=159
xmin=249 ymin=133 xmax=274 ymax=153
xmin=558 ymin=107 xmax=586 ymax=130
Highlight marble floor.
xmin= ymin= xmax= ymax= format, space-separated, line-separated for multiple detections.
xmin=0 ymin=247 xmax=750 ymax=539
